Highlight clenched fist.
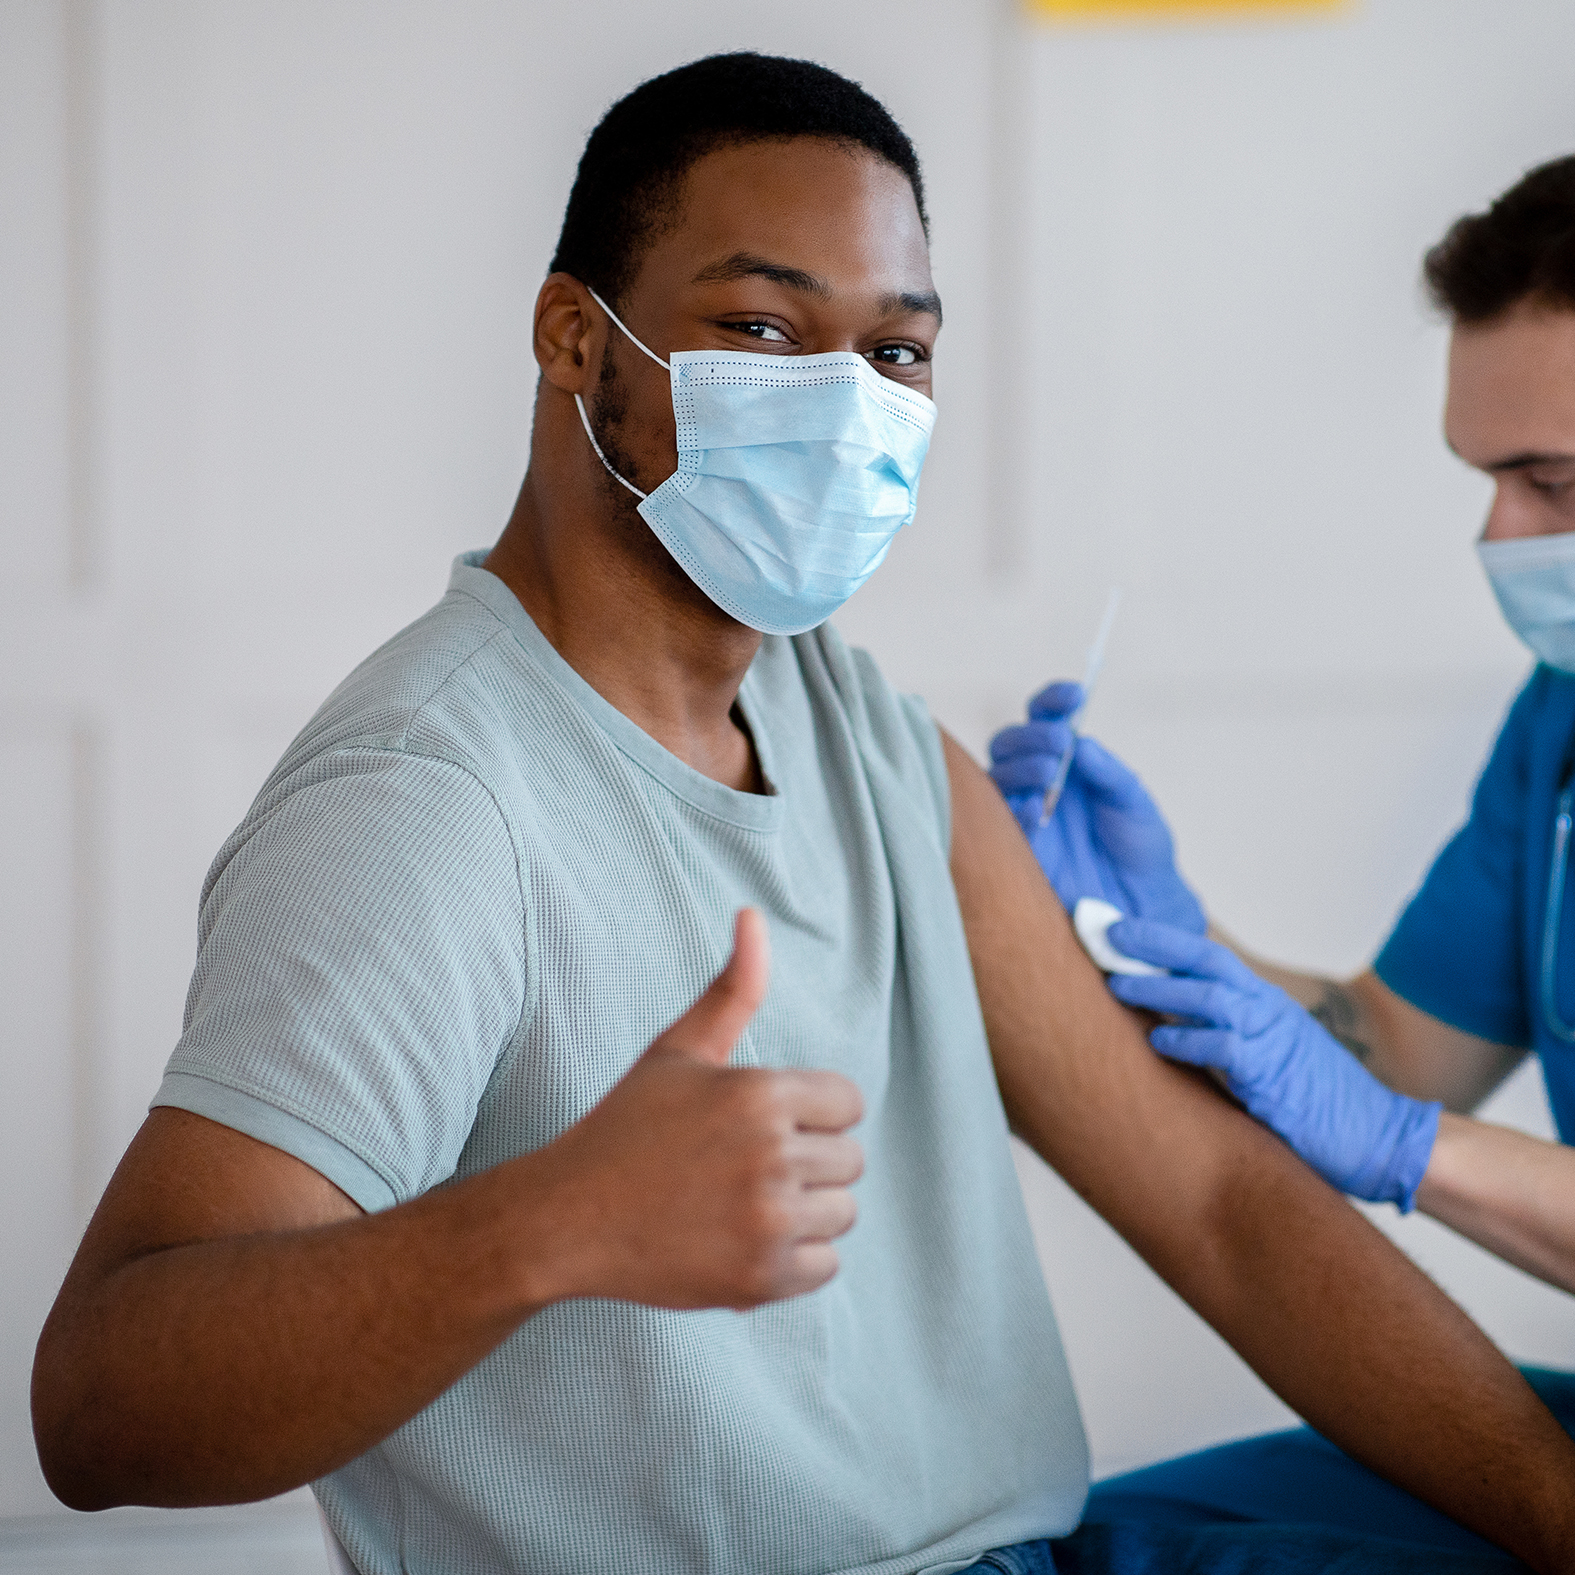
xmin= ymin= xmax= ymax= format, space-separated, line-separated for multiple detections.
xmin=528 ymin=909 xmax=865 ymax=1310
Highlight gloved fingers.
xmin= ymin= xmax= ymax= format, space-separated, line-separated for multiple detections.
xmin=1027 ymin=680 xmax=1085 ymax=722
xmin=1108 ymin=918 xmax=1256 ymax=989
xmin=1069 ymin=736 xmax=1162 ymax=813
xmin=1148 ymin=1024 xmax=1237 ymax=1070
xmin=991 ymin=756 xmax=1062 ymax=795
xmin=1001 ymin=790 xmax=1044 ymax=839
xmin=989 ymin=719 xmax=1075 ymax=766
xmin=1106 ymin=971 xmax=1238 ymax=1026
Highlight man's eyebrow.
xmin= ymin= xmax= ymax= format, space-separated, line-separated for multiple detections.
xmin=691 ymin=252 xmax=831 ymax=298
xmin=689 ymin=253 xmax=944 ymax=325
xmin=881 ymin=289 xmax=943 ymax=326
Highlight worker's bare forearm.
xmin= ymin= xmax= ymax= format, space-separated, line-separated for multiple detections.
xmin=33 ymin=1149 xmax=568 ymax=1510
xmin=944 ymin=733 xmax=1575 ymax=1573
xmin=1210 ymin=929 xmax=1525 ymax=1111
xmin=1418 ymin=1112 xmax=1575 ymax=1294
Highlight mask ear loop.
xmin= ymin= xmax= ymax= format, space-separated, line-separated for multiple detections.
xmin=586 ymin=286 xmax=671 ymax=372
xmin=574 ymin=285 xmax=671 ymax=501
xmin=574 ymin=394 xmax=647 ymax=500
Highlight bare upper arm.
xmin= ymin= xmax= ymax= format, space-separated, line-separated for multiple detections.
xmin=1349 ymin=969 xmax=1525 ymax=1113
xmin=939 ymin=727 xmax=1325 ymax=1264
xmin=61 ymin=1108 xmax=362 ymax=1295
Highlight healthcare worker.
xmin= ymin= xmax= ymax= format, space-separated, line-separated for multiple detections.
xmin=992 ymin=154 xmax=1575 ymax=1531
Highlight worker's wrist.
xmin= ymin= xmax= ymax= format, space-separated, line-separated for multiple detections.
xmin=1411 ymin=1110 xmax=1478 ymax=1218
xmin=1382 ymin=1096 xmax=1442 ymax=1213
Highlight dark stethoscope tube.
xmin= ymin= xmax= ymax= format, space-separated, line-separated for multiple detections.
xmin=1542 ymin=748 xmax=1575 ymax=1044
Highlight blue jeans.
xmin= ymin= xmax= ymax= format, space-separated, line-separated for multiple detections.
xmin=960 ymin=1368 xmax=1575 ymax=1574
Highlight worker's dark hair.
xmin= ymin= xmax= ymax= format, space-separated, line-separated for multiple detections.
xmin=1425 ymin=155 xmax=1575 ymax=323
xmin=549 ymin=53 xmax=926 ymax=308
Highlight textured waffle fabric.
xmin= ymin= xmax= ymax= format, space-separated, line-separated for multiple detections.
xmin=153 ymin=552 xmax=1088 ymax=1575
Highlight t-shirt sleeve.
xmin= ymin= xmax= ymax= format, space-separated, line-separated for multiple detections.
xmin=895 ymin=690 xmax=951 ymax=857
xmin=1373 ymin=682 xmax=1537 ymax=1048
xmin=153 ymin=749 xmax=527 ymax=1211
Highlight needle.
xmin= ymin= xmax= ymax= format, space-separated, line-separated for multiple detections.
xmin=1039 ymin=588 xmax=1122 ymax=827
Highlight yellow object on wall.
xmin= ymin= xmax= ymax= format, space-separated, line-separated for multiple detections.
xmin=1029 ymin=0 xmax=1347 ymax=15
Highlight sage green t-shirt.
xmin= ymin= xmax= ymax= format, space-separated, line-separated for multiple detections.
xmin=154 ymin=552 xmax=1088 ymax=1575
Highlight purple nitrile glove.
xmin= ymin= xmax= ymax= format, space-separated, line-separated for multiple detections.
xmin=1105 ymin=918 xmax=1441 ymax=1210
xmin=989 ymin=681 xmax=1206 ymax=934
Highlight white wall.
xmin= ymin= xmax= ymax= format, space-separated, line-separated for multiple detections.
xmin=3 ymin=0 xmax=1574 ymax=1529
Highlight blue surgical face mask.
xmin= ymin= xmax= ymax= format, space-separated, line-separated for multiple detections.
xmin=1478 ymin=532 xmax=1575 ymax=674
xmin=574 ymin=288 xmax=937 ymax=637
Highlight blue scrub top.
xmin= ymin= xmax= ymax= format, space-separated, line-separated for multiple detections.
xmin=1376 ymin=665 xmax=1575 ymax=1141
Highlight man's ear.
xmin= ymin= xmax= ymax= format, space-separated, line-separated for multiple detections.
xmin=535 ymin=273 xmax=601 ymax=395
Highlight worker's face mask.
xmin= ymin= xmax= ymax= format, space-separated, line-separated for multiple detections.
xmin=1478 ymin=532 xmax=1575 ymax=674
xmin=574 ymin=288 xmax=936 ymax=637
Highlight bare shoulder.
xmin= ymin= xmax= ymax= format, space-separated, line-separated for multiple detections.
xmin=942 ymin=728 xmax=1200 ymax=1125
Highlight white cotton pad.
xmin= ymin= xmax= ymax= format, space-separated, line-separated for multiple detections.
xmin=1073 ymin=897 xmax=1166 ymax=977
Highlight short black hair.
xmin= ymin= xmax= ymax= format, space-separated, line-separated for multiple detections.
xmin=1424 ymin=155 xmax=1575 ymax=323
xmin=549 ymin=53 xmax=927 ymax=308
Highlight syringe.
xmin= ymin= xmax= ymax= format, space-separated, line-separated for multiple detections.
xmin=1039 ymin=588 xmax=1122 ymax=827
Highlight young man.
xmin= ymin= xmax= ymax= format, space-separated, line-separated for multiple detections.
xmin=32 ymin=57 xmax=1575 ymax=1575
xmin=993 ymin=156 xmax=1575 ymax=1544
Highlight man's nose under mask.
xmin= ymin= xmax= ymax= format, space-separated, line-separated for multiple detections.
xmin=1479 ymin=532 xmax=1575 ymax=674
xmin=575 ymin=287 xmax=937 ymax=638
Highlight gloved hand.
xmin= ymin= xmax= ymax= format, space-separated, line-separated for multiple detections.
xmin=989 ymin=681 xmax=1206 ymax=934
xmin=1103 ymin=918 xmax=1441 ymax=1210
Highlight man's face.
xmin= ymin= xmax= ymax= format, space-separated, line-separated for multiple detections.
xmin=1445 ymin=301 xmax=1575 ymax=541
xmin=586 ymin=137 xmax=939 ymax=495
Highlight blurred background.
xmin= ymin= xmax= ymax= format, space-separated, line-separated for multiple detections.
xmin=4 ymin=0 xmax=1575 ymax=1566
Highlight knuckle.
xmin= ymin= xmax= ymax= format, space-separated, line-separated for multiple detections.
xmin=824 ymin=1072 xmax=864 ymax=1123
xmin=741 ymin=1190 xmax=793 ymax=1245
xmin=730 ymin=1071 xmax=788 ymax=1127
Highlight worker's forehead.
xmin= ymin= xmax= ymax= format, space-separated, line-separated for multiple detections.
xmin=1446 ymin=303 xmax=1575 ymax=466
xmin=635 ymin=139 xmax=933 ymax=294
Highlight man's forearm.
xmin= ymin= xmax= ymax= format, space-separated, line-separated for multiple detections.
xmin=1143 ymin=1106 xmax=1575 ymax=1569
xmin=1009 ymin=1021 xmax=1575 ymax=1571
xmin=33 ymin=1138 xmax=568 ymax=1509
xmin=36 ymin=930 xmax=862 ymax=1512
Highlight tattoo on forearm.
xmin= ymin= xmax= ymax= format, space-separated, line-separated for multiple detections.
xmin=1311 ymin=984 xmax=1375 ymax=1064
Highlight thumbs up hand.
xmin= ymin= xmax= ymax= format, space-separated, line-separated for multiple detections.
xmin=528 ymin=910 xmax=865 ymax=1311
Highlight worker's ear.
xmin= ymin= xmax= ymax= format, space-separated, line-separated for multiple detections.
xmin=535 ymin=273 xmax=602 ymax=395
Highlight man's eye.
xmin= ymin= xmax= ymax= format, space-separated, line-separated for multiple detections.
xmin=870 ymin=344 xmax=921 ymax=367
xmin=736 ymin=321 xmax=791 ymax=343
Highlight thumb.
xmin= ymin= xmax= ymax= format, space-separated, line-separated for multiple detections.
xmin=648 ymin=908 xmax=771 ymax=1067
xmin=1027 ymin=680 xmax=1085 ymax=723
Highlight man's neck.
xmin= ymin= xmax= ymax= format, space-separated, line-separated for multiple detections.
xmin=484 ymin=467 xmax=766 ymax=795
